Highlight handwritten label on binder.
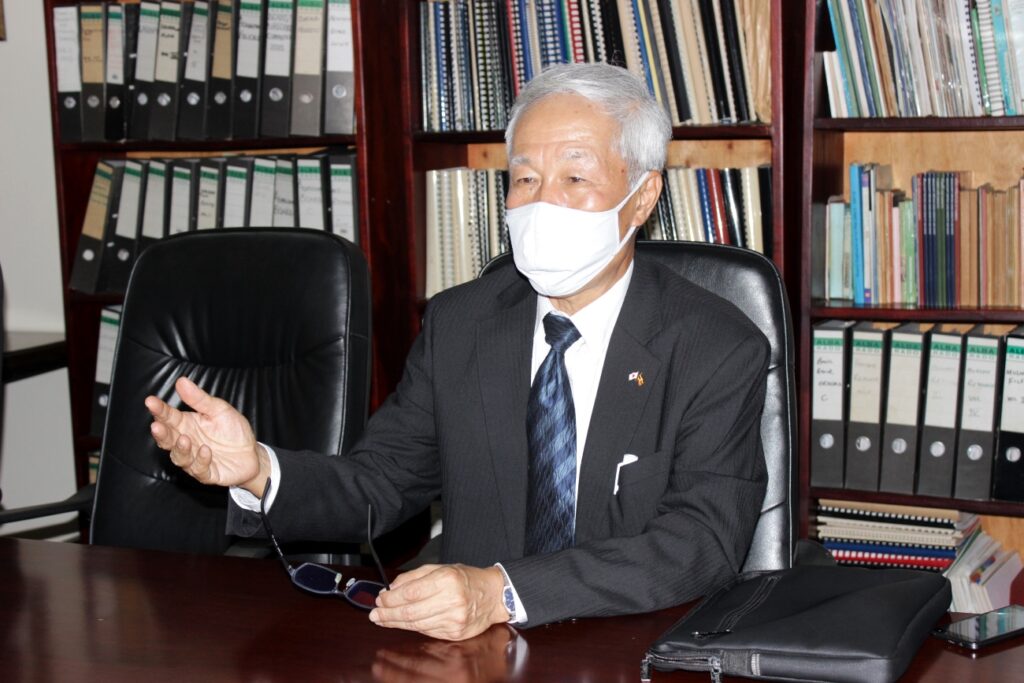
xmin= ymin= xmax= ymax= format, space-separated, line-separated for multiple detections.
xmin=813 ymin=331 xmax=844 ymax=421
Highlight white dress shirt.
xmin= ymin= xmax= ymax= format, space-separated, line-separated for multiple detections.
xmin=231 ymin=262 xmax=635 ymax=624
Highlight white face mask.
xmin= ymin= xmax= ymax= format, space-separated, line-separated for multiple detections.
xmin=505 ymin=179 xmax=644 ymax=298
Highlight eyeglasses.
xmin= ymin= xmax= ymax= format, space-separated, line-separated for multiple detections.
xmin=259 ymin=478 xmax=390 ymax=609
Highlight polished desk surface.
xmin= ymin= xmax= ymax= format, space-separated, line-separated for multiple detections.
xmin=1 ymin=537 xmax=1021 ymax=682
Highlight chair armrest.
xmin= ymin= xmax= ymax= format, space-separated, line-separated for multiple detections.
xmin=0 ymin=484 xmax=95 ymax=525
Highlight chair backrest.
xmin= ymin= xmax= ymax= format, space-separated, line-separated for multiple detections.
xmin=90 ymin=229 xmax=372 ymax=554
xmin=483 ymin=241 xmax=796 ymax=571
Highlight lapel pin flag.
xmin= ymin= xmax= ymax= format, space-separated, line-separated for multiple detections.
xmin=628 ymin=371 xmax=645 ymax=387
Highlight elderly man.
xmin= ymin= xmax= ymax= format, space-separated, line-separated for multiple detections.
xmin=146 ymin=62 xmax=769 ymax=641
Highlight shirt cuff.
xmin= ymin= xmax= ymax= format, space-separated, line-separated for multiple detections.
xmin=495 ymin=563 xmax=528 ymax=624
xmin=228 ymin=443 xmax=281 ymax=512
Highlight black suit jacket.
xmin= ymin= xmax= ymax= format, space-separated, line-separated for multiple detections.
xmin=229 ymin=254 xmax=769 ymax=627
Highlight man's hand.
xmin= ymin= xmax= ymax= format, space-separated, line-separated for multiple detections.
xmin=145 ymin=376 xmax=269 ymax=496
xmin=369 ymin=564 xmax=509 ymax=641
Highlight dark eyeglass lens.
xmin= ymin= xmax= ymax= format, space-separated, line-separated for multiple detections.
xmin=293 ymin=563 xmax=342 ymax=594
xmin=345 ymin=581 xmax=385 ymax=608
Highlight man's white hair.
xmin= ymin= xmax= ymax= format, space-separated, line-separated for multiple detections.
xmin=505 ymin=63 xmax=672 ymax=185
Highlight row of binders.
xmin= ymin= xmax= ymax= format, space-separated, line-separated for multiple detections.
xmin=419 ymin=0 xmax=771 ymax=132
xmin=647 ymin=165 xmax=772 ymax=255
xmin=70 ymin=151 xmax=359 ymax=294
xmin=816 ymin=164 xmax=1024 ymax=308
xmin=811 ymin=319 xmax=1024 ymax=502
xmin=812 ymin=498 xmax=979 ymax=572
xmin=821 ymin=0 xmax=1024 ymax=118
xmin=53 ymin=0 xmax=355 ymax=143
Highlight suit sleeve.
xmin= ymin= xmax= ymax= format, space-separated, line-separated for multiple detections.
xmin=502 ymin=332 xmax=770 ymax=627
xmin=226 ymin=304 xmax=445 ymax=543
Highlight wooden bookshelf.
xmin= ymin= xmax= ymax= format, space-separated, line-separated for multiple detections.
xmin=795 ymin=0 xmax=1024 ymax=546
xmin=397 ymin=0 xmax=794 ymax=306
xmin=42 ymin=0 xmax=415 ymax=491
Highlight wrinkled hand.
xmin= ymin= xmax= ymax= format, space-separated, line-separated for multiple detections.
xmin=369 ymin=564 xmax=508 ymax=641
xmin=145 ymin=376 xmax=269 ymax=495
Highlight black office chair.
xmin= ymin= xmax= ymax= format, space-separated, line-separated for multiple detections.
xmin=0 ymin=229 xmax=372 ymax=555
xmin=481 ymin=240 xmax=797 ymax=571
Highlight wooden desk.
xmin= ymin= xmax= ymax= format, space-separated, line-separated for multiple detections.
xmin=0 ymin=537 xmax=1020 ymax=682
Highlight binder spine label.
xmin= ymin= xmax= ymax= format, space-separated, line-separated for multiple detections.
xmin=265 ymin=1 xmax=295 ymax=77
xmin=155 ymin=3 xmax=183 ymax=83
xmin=141 ymin=162 xmax=167 ymax=239
xmin=223 ymin=168 xmax=249 ymax=227
xmin=197 ymin=168 xmax=222 ymax=229
xmin=326 ymin=0 xmax=354 ymax=72
xmin=237 ymin=2 xmax=264 ymax=79
xmin=886 ymin=334 xmax=923 ymax=426
xmin=106 ymin=7 xmax=126 ymax=85
xmin=250 ymin=160 xmax=277 ymax=226
xmin=80 ymin=8 xmax=106 ymax=85
xmin=184 ymin=3 xmax=211 ymax=82
xmin=330 ymin=163 xmax=355 ymax=241
xmin=849 ymin=333 xmax=884 ymax=423
xmin=136 ymin=4 xmax=162 ymax=83
xmin=813 ymin=331 xmax=845 ymax=421
xmin=294 ymin=0 xmax=325 ymax=75
xmin=54 ymin=7 xmax=83 ymax=92
xmin=1001 ymin=340 xmax=1024 ymax=430
xmin=924 ymin=336 xmax=963 ymax=428
xmin=169 ymin=167 xmax=193 ymax=234
xmin=961 ymin=339 xmax=999 ymax=431
xmin=82 ymin=164 xmax=114 ymax=240
xmin=115 ymin=162 xmax=144 ymax=239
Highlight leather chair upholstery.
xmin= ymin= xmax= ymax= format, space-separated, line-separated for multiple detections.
xmin=90 ymin=229 xmax=371 ymax=554
xmin=483 ymin=240 xmax=796 ymax=571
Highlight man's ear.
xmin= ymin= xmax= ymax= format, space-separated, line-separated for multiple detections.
xmin=628 ymin=171 xmax=663 ymax=227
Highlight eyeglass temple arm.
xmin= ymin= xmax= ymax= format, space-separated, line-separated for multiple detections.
xmin=259 ymin=478 xmax=295 ymax=576
xmin=367 ymin=503 xmax=390 ymax=589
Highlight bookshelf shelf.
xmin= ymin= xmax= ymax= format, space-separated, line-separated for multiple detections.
xmin=814 ymin=116 xmax=1024 ymax=133
xmin=55 ymin=135 xmax=358 ymax=154
xmin=810 ymin=488 xmax=1024 ymax=519
xmin=809 ymin=305 xmax=1024 ymax=323
xmin=797 ymin=0 xmax=1024 ymax=549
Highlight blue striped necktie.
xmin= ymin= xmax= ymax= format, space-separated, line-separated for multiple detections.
xmin=525 ymin=312 xmax=581 ymax=556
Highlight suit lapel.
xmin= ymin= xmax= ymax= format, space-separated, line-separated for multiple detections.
xmin=477 ymin=277 xmax=536 ymax=558
xmin=576 ymin=259 xmax=664 ymax=542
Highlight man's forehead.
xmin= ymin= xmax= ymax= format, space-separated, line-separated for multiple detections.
xmin=508 ymin=148 xmax=599 ymax=166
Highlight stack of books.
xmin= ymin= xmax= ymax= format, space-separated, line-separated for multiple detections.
xmin=812 ymin=498 xmax=979 ymax=572
xmin=817 ymin=163 xmax=1024 ymax=309
xmin=945 ymin=525 xmax=1023 ymax=613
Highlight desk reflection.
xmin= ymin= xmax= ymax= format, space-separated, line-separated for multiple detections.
xmin=371 ymin=624 xmax=526 ymax=683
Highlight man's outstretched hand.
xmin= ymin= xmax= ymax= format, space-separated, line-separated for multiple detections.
xmin=145 ymin=376 xmax=270 ymax=496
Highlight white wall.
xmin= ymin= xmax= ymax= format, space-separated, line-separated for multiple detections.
xmin=0 ymin=2 xmax=78 ymax=536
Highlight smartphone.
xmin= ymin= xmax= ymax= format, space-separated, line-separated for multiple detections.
xmin=932 ymin=605 xmax=1024 ymax=650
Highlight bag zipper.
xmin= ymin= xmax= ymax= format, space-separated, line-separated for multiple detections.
xmin=694 ymin=573 xmax=781 ymax=638
xmin=642 ymin=652 xmax=723 ymax=683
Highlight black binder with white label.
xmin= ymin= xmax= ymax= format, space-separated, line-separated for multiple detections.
xmin=994 ymin=326 xmax=1024 ymax=502
xmin=290 ymin=0 xmax=325 ymax=136
xmin=150 ymin=1 xmax=189 ymax=140
xmin=323 ymin=0 xmax=355 ymax=134
xmin=954 ymin=325 xmax=1016 ymax=500
xmin=810 ymin=320 xmax=856 ymax=488
xmin=104 ymin=160 xmax=148 ymax=293
xmin=206 ymin=0 xmax=237 ymax=139
xmin=844 ymin=322 xmax=898 ymax=491
xmin=879 ymin=322 xmax=932 ymax=494
xmin=916 ymin=324 xmax=972 ymax=497
xmin=129 ymin=2 xmax=162 ymax=139
xmin=79 ymin=4 xmax=107 ymax=142
xmin=177 ymin=1 xmax=213 ymax=139
xmin=104 ymin=3 xmax=130 ymax=141
xmin=53 ymin=5 xmax=84 ymax=142
xmin=232 ymin=0 xmax=265 ymax=139
xmin=260 ymin=0 xmax=294 ymax=137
